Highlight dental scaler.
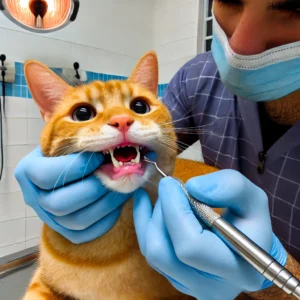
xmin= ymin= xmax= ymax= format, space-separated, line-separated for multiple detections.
xmin=144 ymin=157 xmax=300 ymax=299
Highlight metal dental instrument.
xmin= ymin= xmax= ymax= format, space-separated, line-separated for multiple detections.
xmin=144 ymin=157 xmax=300 ymax=299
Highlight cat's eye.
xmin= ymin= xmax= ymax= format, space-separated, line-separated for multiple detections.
xmin=72 ymin=105 xmax=96 ymax=122
xmin=130 ymin=98 xmax=150 ymax=114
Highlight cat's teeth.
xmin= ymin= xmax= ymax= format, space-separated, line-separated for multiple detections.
xmin=119 ymin=161 xmax=124 ymax=166
xmin=134 ymin=146 xmax=140 ymax=164
xmin=109 ymin=149 xmax=120 ymax=168
xmin=131 ymin=159 xmax=135 ymax=163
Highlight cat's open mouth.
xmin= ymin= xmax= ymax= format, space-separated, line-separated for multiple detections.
xmin=97 ymin=144 xmax=149 ymax=180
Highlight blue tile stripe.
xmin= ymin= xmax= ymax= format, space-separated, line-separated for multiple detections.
xmin=0 ymin=62 xmax=168 ymax=99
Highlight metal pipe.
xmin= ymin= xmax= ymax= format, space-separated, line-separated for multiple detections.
xmin=0 ymin=247 xmax=38 ymax=278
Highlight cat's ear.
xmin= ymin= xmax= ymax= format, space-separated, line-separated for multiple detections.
xmin=129 ymin=51 xmax=158 ymax=96
xmin=24 ymin=60 xmax=70 ymax=122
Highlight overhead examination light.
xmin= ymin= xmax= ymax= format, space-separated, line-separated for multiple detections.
xmin=0 ymin=0 xmax=79 ymax=33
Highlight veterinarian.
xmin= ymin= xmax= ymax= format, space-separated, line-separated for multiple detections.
xmin=15 ymin=0 xmax=300 ymax=299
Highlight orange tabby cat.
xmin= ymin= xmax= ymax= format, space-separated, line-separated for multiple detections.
xmin=23 ymin=51 xmax=218 ymax=300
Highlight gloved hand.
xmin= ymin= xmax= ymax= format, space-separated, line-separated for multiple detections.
xmin=15 ymin=147 xmax=131 ymax=244
xmin=133 ymin=170 xmax=287 ymax=300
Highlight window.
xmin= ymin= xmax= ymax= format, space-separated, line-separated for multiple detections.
xmin=203 ymin=0 xmax=213 ymax=52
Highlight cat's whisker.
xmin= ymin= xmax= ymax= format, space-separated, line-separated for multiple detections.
xmin=82 ymin=152 xmax=95 ymax=180
xmin=160 ymin=123 xmax=213 ymax=130
xmin=160 ymin=129 xmax=226 ymax=139
xmin=160 ymin=128 xmax=212 ymax=134
xmin=159 ymin=135 xmax=203 ymax=154
xmin=160 ymin=125 xmax=213 ymax=130
xmin=52 ymin=136 xmax=79 ymax=141
xmin=154 ymin=140 xmax=178 ymax=154
xmin=163 ymin=124 xmax=212 ymax=129
xmin=159 ymin=139 xmax=186 ymax=153
xmin=161 ymin=113 xmax=243 ymax=127
xmin=161 ymin=136 xmax=188 ymax=148
xmin=62 ymin=150 xmax=85 ymax=187
xmin=51 ymin=151 xmax=85 ymax=195
xmin=54 ymin=145 xmax=80 ymax=156
xmin=159 ymin=112 xmax=204 ymax=126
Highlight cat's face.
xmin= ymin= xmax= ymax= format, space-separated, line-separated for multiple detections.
xmin=25 ymin=52 xmax=177 ymax=193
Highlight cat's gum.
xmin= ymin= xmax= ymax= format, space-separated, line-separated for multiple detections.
xmin=97 ymin=162 xmax=145 ymax=180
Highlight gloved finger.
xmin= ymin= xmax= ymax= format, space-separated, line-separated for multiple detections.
xmin=17 ymin=147 xmax=104 ymax=190
xmin=39 ymin=175 xmax=108 ymax=216
xmin=147 ymin=198 xmax=202 ymax=286
xmin=135 ymin=185 xmax=262 ymax=291
xmin=50 ymin=208 xmax=123 ymax=244
xmin=159 ymin=177 xmax=251 ymax=280
xmin=52 ymin=191 xmax=131 ymax=230
xmin=21 ymin=179 xmax=122 ymax=244
xmin=144 ymin=201 xmax=243 ymax=299
xmin=133 ymin=188 xmax=153 ymax=255
xmin=185 ymin=169 xmax=269 ymax=219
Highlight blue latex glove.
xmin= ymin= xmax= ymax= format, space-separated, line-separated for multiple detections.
xmin=15 ymin=147 xmax=131 ymax=244
xmin=133 ymin=170 xmax=287 ymax=300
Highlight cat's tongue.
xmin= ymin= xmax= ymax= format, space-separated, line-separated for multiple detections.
xmin=99 ymin=163 xmax=144 ymax=180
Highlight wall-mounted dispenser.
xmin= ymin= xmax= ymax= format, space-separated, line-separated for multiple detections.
xmin=0 ymin=0 xmax=80 ymax=33
xmin=61 ymin=62 xmax=87 ymax=86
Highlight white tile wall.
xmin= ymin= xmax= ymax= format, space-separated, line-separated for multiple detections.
xmin=27 ymin=99 xmax=42 ymax=119
xmin=0 ymin=97 xmax=43 ymax=257
xmin=26 ymin=205 xmax=37 ymax=218
xmin=0 ymin=219 xmax=26 ymax=248
xmin=153 ymin=0 xmax=199 ymax=83
xmin=25 ymin=237 xmax=40 ymax=249
xmin=26 ymin=217 xmax=43 ymax=241
xmin=0 ymin=192 xmax=25 ymax=223
xmin=4 ymin=118 xmax=28 ymax=146
xmin=5 ymin=97 xmax=27 ymax=118
xmin=27 ymin=119 xmax=45 ymax=145
xmin=0 ymin=242 xmax=26 ymax=258
xmin=4 ymin=146 xmax=28 ymax=169
xmin=0 ymin=167 xmax=22 ymax=194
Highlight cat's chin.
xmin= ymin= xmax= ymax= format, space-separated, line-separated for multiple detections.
xmin=94 ymin=163 xmax=155 ymax=193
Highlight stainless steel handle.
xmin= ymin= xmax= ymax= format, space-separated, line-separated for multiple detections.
xmin=214 ymin=219 xmax=300 ymax=299
xmin=177 ymin=181 xmax=300 ymax=299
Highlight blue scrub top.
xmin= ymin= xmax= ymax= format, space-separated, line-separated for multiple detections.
xmin=163 ymin=52 xmax=300 ymax=262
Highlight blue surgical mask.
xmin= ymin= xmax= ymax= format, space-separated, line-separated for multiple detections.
xmin=211 ymin=15 xmax=300 ymax=102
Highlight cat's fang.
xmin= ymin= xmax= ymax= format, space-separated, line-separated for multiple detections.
xmin=109 ymin=149 xmax=120 ymax=168
xmin=134 ymin=146 xmax=141 ymax=164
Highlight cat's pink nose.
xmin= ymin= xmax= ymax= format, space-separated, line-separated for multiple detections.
xmin=108 ymin=115 xmax=134 ymax=133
